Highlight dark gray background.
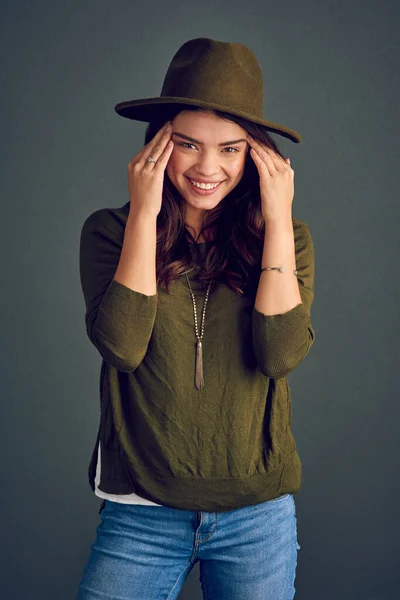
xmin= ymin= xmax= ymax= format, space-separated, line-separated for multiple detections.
xmin=1 ymin=0 xmax=399 ymax=598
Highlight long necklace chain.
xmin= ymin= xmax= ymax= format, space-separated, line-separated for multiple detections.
xmin=185 ymin=272 xmax=213 ymax=390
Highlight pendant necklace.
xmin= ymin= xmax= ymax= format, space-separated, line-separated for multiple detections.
xmin=184 ymin=272 xmax=213 ymax=390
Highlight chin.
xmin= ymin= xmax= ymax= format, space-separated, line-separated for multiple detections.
xmin=185 ymin=196 xmax=224 ymax=210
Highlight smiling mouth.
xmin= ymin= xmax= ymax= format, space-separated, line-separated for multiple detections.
xmin=186 ymin=176 xmax=225 ymax=190
xmin=185 ymin=177 xmax=226 ymax=196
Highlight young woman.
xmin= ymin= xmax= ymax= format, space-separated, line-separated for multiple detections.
xmin=77 ymin=37 xmax=315 ymax=600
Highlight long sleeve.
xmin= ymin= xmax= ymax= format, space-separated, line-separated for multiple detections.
xmin=251 ymin=219 xmax=315 ymax=378
xmin=79 ymin=208 xmax=158 ymax=372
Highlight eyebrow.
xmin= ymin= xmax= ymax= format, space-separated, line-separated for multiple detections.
xmin=172 ymin=132 xmax=247 ymax=146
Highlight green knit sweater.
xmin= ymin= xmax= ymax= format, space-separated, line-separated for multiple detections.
xmin=79 ymin=201 xmax=315 ymax=512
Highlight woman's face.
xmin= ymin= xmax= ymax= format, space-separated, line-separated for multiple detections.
xmin=166 ymin=110 xmax=249 ymax=216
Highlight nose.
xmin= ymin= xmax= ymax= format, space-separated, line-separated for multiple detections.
xmin=193 ymin=152 xmax=224 ymax=179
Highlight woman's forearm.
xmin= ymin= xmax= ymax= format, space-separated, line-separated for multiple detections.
xmin=113 ymin=211 xmax=158 ymax=296
xmin=254 ymin=217 xmax=302 ymax=315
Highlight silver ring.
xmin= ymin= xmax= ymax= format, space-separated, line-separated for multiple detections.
xmin=147 ymin=156 xmax=157 ymax=164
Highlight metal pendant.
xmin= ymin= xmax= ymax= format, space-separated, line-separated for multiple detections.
xmin=195 ymin=339 xmax=204 ymax=390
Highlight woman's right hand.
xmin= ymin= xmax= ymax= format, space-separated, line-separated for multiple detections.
xmin=127 ymin=121 xmax=174 ymax=219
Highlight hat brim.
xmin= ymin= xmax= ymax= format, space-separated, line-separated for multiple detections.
xmin=114 ymin=97 xmax=302 ymax=143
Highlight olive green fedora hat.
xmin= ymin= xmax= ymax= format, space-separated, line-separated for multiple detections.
xmin=114 ymin=37 xmax=302 ymax=143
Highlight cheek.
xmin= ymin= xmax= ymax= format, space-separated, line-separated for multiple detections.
xmin=167 ymin=151 xmax=189 ymax=175
xmin=229 ymin=155 xmax=247 ymax=176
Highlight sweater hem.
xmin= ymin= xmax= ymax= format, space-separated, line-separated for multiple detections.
xmin=94 ymin=445 xmax=302 ymax=512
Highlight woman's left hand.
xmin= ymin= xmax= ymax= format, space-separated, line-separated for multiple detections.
xmin=247 ymin=134 xmax=294 ymax=223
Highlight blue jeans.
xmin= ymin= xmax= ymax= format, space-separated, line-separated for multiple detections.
xmin=77 ymin=493 xmax=300 ymax=599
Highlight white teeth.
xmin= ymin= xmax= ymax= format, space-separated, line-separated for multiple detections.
xmin=189 ymin=178 xmax=220 ymax=190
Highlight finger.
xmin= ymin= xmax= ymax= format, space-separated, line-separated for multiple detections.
xmin=146 ymin=121 xmax=171 ymax=153
xmin=282 ymin=157 xmax=294 ymax=175
xmin=267 ymin=150 xmax=292 ymax=172
xmin=131 ymin=122 xmax=171 ymax=167
xmin=155 ymin=139 xmax=174 ymax=168
xmin=262 ymin=148 xmax=291 ymax=173
xmin=142 ymin=123 xmax=173 ymax=168
xmin=250 ymin=147 xmax=272 ymax=177
xmin=247 ymin=136 xmax=276 ymax=174
xmin=247 ymin=135 xmax=291 ymax=172
xmin=248 ymin=139 xmax=275 ymax=176
xmin=263 ymin=148 xmax=287 ymax=172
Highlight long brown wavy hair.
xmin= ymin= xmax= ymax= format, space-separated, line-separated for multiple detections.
xmin=145 ymin=105 xmax=287 ymax=297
